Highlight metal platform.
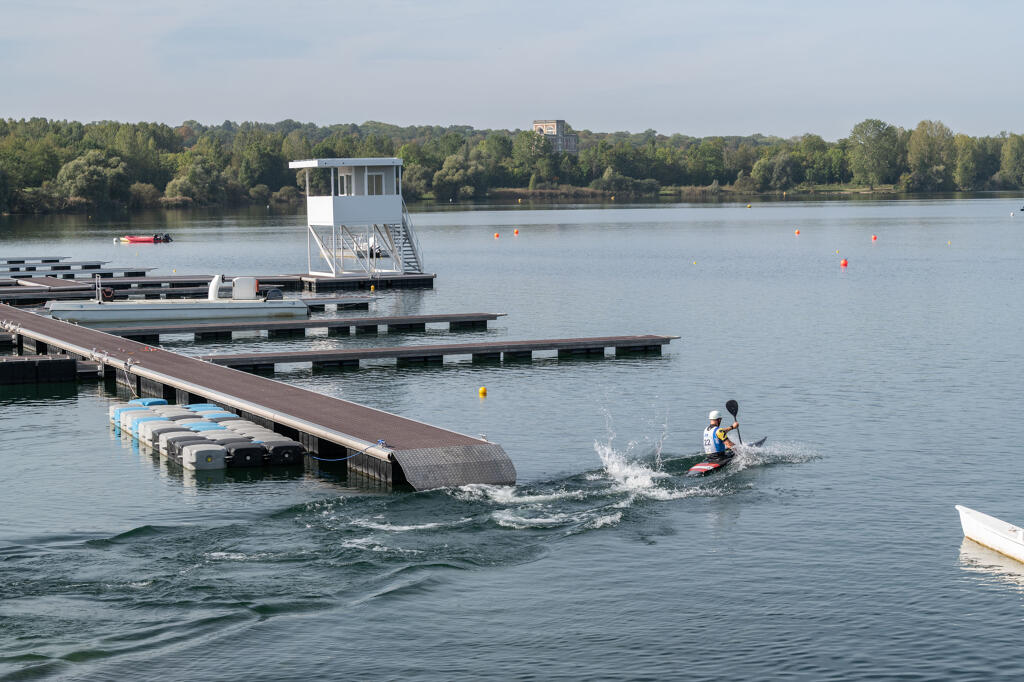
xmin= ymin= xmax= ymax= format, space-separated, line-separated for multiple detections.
xmin=0 ymin=286 xmax=373 ymax=308
xmin=0 ymin=256 xmax=69 ymax=264
xmin=0 ymin=304 xmax=515 ymax=489
xmin=0 ymin=260 xmax=109 ymax=272
xmin=301 ymin=272 xmax=436 ymax=292
xmin=101 ymin=313 xmax=506 ymax=342
xmin=201 ymin=335 xmax=676 ymax=371
xmin=2 ymin=267 xmax=155 ymax=280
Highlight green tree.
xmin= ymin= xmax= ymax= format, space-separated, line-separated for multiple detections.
xmin=281 ymin=130 xmax=311 ymax=163
xmin=165 ymin=155 xmax=226 ymax=205
xmin=848 ymin=119 xmax=899 ymax=187
xmin=432 ymin=154 xmax=481 ymax=201
xmin=401 ymin=163 xmax=431 ymax=200
xmin=999 ymin=135 xmax=1024 ymax=187
xmin=510 ymin=131 xmax=551 ymax=183
xmin=128 ymin=182 xmax=162 ymax=208
xmin=904 ymin=120 xmax=954 ymax=191
xmin=953 ymin=134 xmax=981 ymax=190
xmin=55 ymin=150 xmax=129 ymax=206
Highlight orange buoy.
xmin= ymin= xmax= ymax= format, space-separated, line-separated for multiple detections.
xmin=871 ymin=234 xmax=877 ymax=242
xmin=840 ymin=258 xmax=848 ymax=267
xmin=794 ymin=229 xmax=800 ymax=235
xmin=494 ymin=233 xmax=499 ymax=239
xmin=514 ymin=229 xmax=519 ymax=236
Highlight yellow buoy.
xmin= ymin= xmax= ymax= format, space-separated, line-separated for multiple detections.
xmin=370 ymin=285 xmax=375 ymax=292
xmin=692 ymin=261 xmax=697 ymax=265
xmin=478 ymin=386 xmax=487 ymax=397
xmin=747 ymin=204 xmax=752 ymax=208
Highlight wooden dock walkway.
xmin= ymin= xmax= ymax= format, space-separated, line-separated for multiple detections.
xmin=201 ymin=335 xmax=675 ymax=371
xmin=0 ymin=304 xmax=515 ymax=489
xmin=102 ymin=313 xmax=506 ymax=342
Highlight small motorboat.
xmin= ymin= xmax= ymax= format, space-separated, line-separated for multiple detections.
xmin=46 ymin=275 xmax=308 ymax=323
xmin=115 ymin=233 xmax=173 ymax=244
xmin=955 ymin=505 xmax=1024 ymax=564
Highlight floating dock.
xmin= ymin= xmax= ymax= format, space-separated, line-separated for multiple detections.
xmin=201 ymin=335 xmax=675 ymax=371
xmin=0 ymin=274 xmax=433 ymax=305
xmin=0 ymin=304 xmax=515 ymax=489
xmin=1 ymin=267 xmax=155 ymax=279
xmin=0 ymin=256 xmax=70 ymax=264
xmin=101 ymin=313 xmax=505 ymax=343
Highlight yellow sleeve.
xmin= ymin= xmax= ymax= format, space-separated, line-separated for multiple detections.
xmin=716 ymin=428 xmax=728 ymax=441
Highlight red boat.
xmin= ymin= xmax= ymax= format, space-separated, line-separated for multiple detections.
xmin=115 ymin=233 xmax=173 ymax=244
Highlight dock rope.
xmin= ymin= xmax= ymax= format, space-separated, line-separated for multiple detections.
xmin=120 ymin=358 xmax=139 ymax=398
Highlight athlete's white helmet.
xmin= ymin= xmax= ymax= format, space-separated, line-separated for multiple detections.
xmin=708 ymin=410 xmax=722 ymax=420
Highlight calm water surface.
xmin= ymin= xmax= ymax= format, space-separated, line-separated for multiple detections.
xmin=1 ymin=199 xmax=1023 ymax=680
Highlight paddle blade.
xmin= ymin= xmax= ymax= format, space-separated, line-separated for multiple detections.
xmin=726 ymin=399 xmax=739 ymax=418
xmin=725 ymin=399 xmax=741 ymax=443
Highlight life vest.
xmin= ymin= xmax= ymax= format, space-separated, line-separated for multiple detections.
xmin=703 ymin=424 xmax=727 ymax=454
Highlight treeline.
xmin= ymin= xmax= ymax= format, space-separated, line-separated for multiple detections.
xmin=1 ymin=117 xmax=1023 ymax=214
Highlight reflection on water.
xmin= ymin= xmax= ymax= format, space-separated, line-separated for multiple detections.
xmin=959 ymin=538 xmax=1024 ymax=590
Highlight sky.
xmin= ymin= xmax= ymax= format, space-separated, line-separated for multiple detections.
xmin=1 ymin=0 xmax=1021 ymax=140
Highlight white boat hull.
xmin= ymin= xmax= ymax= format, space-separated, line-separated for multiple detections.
xmin=955 ymin=505 xmax=1024 ymax=564
xmin=45 ymin=299 xmax=309 ymax=323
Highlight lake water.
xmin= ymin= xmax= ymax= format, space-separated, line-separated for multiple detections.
xmin=2 ymin=198 xmax=1024 ymax=680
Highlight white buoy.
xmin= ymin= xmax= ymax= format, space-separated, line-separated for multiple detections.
xmin=182 ymin=443 xmax=227 ymax=470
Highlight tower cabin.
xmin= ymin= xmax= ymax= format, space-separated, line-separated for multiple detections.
xmin=288 ymin=157 xmax=424 ymax=277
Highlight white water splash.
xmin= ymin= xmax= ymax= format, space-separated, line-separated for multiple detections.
xmin=594 ymin=439 xmax=668 ymax=496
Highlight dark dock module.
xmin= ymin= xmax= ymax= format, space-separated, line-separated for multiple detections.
xmin=102 ymin=313 xmax=506 ymax=343
xmin=0 ymin=304 xmax=516 ymax=490
xmin=0 ymin=355 xmax=77 ymax=384
xmin=201 ymin=335 xmax=677 ymax=371
xmin=301 ymin=272 xmax=436 ymax=292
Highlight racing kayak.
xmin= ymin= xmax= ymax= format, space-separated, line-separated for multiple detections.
xmin=686 ymin=437 xmax=767 ymax=477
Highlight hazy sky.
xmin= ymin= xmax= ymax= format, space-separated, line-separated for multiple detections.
xmin=2 ymin=0 xmax=1021 ymax=140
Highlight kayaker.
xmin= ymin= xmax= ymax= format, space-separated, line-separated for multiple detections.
xmin=703 ymin=410 xmax=739 ymax=456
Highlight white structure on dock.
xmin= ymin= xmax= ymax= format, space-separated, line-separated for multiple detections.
xmin=288 ymin=157 xmax=425 ymax=277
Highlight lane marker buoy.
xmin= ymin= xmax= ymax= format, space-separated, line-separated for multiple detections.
xmin=479 ymin=386 xmax=487 ymax=397
xmin=840 ymin=258 xmax=848 ymax=268
xmin=794 ymin=229 xmax=800 ymax=235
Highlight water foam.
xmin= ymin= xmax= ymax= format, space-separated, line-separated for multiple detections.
xmin=453 ymin=484 xmax=587 ymax=505
xmin=727 ymin=440 xmax=820 ymax=472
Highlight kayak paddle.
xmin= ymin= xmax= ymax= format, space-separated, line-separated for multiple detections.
xmin=725 ymin=399 xmax=742 ymax=444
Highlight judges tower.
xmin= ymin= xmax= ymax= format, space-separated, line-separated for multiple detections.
xmin=289 ymin=157 xmax=424 ymax=277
